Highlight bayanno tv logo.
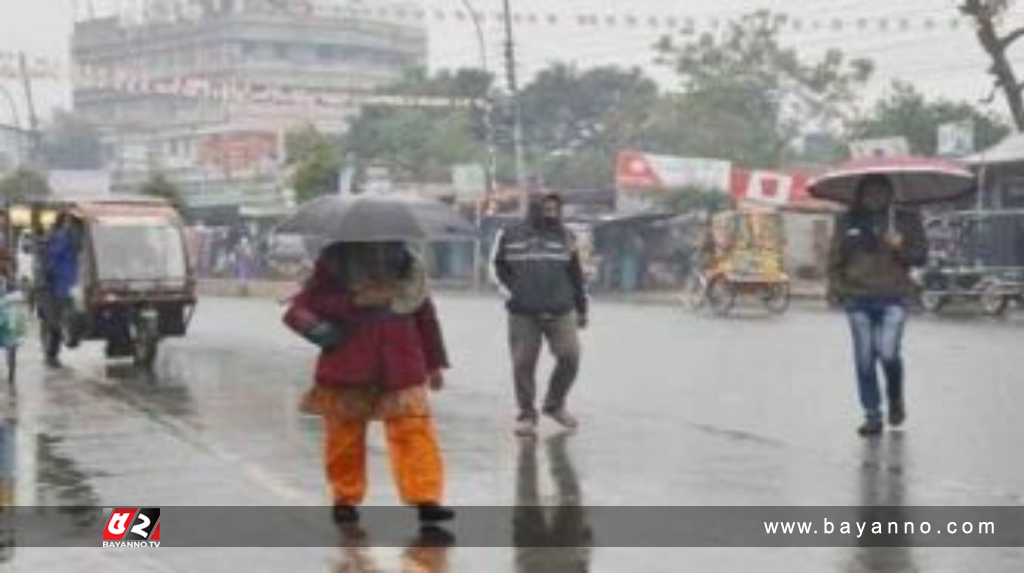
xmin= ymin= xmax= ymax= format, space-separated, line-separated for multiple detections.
xmin=102 ymin=508 xmax=161 ymax=549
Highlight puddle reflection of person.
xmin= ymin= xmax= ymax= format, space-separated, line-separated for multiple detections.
xmin=333 ymin=525 xmax=454 ymax=573
xmin=514 ymin=432 xmax=592 ymax=573
xmin=845 ymin=434 xmax=917 ymax=573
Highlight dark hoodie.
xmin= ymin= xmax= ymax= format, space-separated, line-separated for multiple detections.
xmin=491 ymin=199 xmax=589 ymax=317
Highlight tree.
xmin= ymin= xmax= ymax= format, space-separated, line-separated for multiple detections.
xmin=517 ymin=64 xmax=660 ymax=189
xmin=286 ymin=125 xmax=342 ymax=202
xmin=140 ymin=172 xmax=186 ymax=214
xmin=0 ymin=167 xmax=50 ymax=202
xmin=960 ymin=0 xmax=1024 ymax=130
xmin=654 ymin=11 xmax=873 ymax=167
xmin=40 ymin=110 xmax=104 ymax=170
xmin=848 ymin=81 xmax=1011 ymax=156
xmin=341 ymin=68 xmax=492 ymax=184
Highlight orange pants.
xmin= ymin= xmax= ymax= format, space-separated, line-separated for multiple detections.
xmin=324 ymin=415 xmax=444 ymax=505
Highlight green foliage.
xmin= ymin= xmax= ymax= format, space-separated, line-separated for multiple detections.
xmin=340 ymin=68 xmax=491 ymax=184
xmin=654 ymin=11 xmax=873 ymax=167
xmin=848 ymin=81 xmax=1011 ymax=156
xmin=284 ymin=125 xmax=343 ymax=202
xmin=519 ymin=64 xmax=659 ymax=190
xmin=41 ymin=110 xmax=104 ymax=170
xmin=0 ymin=167 xmax=50 ymax=202
xmin=140 ymin=172 xmax=185 ymax=213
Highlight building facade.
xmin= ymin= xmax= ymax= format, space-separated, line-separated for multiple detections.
xmin=72 ymin=0 xmax=427 ymax=220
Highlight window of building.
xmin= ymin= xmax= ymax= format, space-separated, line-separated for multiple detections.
xmin=274 ymin=43 xmax=289 ymax=59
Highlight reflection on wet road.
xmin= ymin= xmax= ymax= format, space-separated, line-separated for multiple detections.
xmin=514 ymin=433 xmax=591 ymax=572
xmin=0 ymin=296 xmax=1022 ymax=570
xmin=844 ymin=434 xmax=917 ymax=573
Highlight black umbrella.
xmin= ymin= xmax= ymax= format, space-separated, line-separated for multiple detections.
xmin=277 ymin=194 xmax=478 ymax=242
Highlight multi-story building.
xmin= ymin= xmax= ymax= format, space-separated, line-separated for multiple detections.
xmin=72 ymin=0 xmax=427 ymax=220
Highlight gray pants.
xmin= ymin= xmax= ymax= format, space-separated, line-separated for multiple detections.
xmin=508 ymin=313 xmax=581 ymax=418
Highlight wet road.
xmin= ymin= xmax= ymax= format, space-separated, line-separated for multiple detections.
xmin=2 ymin=295 xmax=1024 ymax=571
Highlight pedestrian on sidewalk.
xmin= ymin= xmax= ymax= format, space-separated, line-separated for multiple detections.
xmin=827 ymin=175 xmax=927 ymax=436
xmin=41 ymin=212 xmax=81 ymax=368
xmin=284 ymin=241 xmax=454 ymax=525
xmin=491 ymin=193 xmax=589 ymax=436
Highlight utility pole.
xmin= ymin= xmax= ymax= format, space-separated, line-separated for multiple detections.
xmin=502 ymin=0 xmax=528 ymax=212
xmin=457 ymin=0 xmax=496 ymax=291
xmin=17 ymin=53 xmax=41 ymax=166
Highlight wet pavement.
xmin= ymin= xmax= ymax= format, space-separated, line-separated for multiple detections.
xmin=1 ymin=295 xmax=1024 ymax=570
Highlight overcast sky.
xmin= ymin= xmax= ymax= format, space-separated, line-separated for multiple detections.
xmin=0 ymin=0 xmax=1020 ymax=126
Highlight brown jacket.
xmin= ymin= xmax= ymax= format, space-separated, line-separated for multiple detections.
xmin=828 ymin=208 xmax=928 ymax=300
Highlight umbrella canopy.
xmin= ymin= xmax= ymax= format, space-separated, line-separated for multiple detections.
xmin=276 ymin=194 xmax=478 ymax=242
xmin=808 ymin=156 xmax=975 ymax=206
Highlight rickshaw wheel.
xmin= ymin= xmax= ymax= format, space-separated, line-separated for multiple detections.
xmin=980 ymin=284 xmax=1009 ymax=317
xmin=762 ymin=283 xmax=791 ymax=314
xmin=707 ymin=276 xmax=736 ymax=316
xmin=919 ymin=291 xmax=947 ymax=314
xmin=680 ymin=273 xmax=707 ymax=311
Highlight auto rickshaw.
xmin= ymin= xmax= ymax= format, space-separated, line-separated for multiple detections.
xmin=682 ymin=208 xmax=790 ymax=316
xmin=31 ymin=198 xmax=197 ymax=369
xmin=917 ymin=209 xmax=1024 ymax=316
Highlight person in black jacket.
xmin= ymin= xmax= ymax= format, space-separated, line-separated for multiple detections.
xmin=491 ymin=193 xmax=589 ymax=436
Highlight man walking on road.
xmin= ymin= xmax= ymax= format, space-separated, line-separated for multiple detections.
xmin=492 ymin=193 xmax=589 ymax=436
xmin=828 ymin=175 xmax=927 ymax=437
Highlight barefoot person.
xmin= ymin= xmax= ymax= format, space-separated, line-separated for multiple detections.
xmin=828 ymin=175 xmax=927 ymax=436
xmin=285 ymin=241 xmax=453 ymax=524
xmin=491 ymin=193 xmax=589 ymax=436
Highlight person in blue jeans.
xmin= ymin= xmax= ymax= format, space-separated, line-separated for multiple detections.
xmin=828 ymin=175 xmax=927 ymax=436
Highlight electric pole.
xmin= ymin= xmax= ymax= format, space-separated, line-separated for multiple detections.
xmin=17 ymin=53 xmax=41 ymax=167
xmin=502 ymin=0 xmax=528 ymax=211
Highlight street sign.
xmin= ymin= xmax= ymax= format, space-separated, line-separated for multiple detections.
xmin=937 ymin=121 xmax=975 ymax=157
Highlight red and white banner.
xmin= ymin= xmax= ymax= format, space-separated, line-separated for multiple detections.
xmin=730 ymin=169 xmax=812 ymax=206
xmin=617 ymin=150 xmax=817 ymax=209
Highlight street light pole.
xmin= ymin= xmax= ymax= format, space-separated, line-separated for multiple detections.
xmin=502 ymin=0 xmax=528 ymax=204
xmin=456 ymin=0 xmax=497 ymax=198
xmin=457 ymin=0 xmax=497 ymax=291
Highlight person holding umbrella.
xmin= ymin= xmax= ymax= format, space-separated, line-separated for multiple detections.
xmin=812 ymin=157 xmax=971 ymax=436
xmin=278 ymin=195 xmax=476 ymax=525
xmin=826 ymin=175 xmax=926 ymax=435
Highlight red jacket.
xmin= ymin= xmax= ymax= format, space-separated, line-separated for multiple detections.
xmin=288 ymin=263 xmax=449 ymax=391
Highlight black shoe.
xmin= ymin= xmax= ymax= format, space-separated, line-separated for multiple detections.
xmin=889 ymin=402 xmax=906 ymax=427
xmin=417 ymin=504 xmax=455 ymax=524
xmin=332 ymin=504 xmax=360 ymax=524
xmin=45 ymin=357 xmax=62 ymax=369
xmin=857 ymin=420 xmax=883 ymax=437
